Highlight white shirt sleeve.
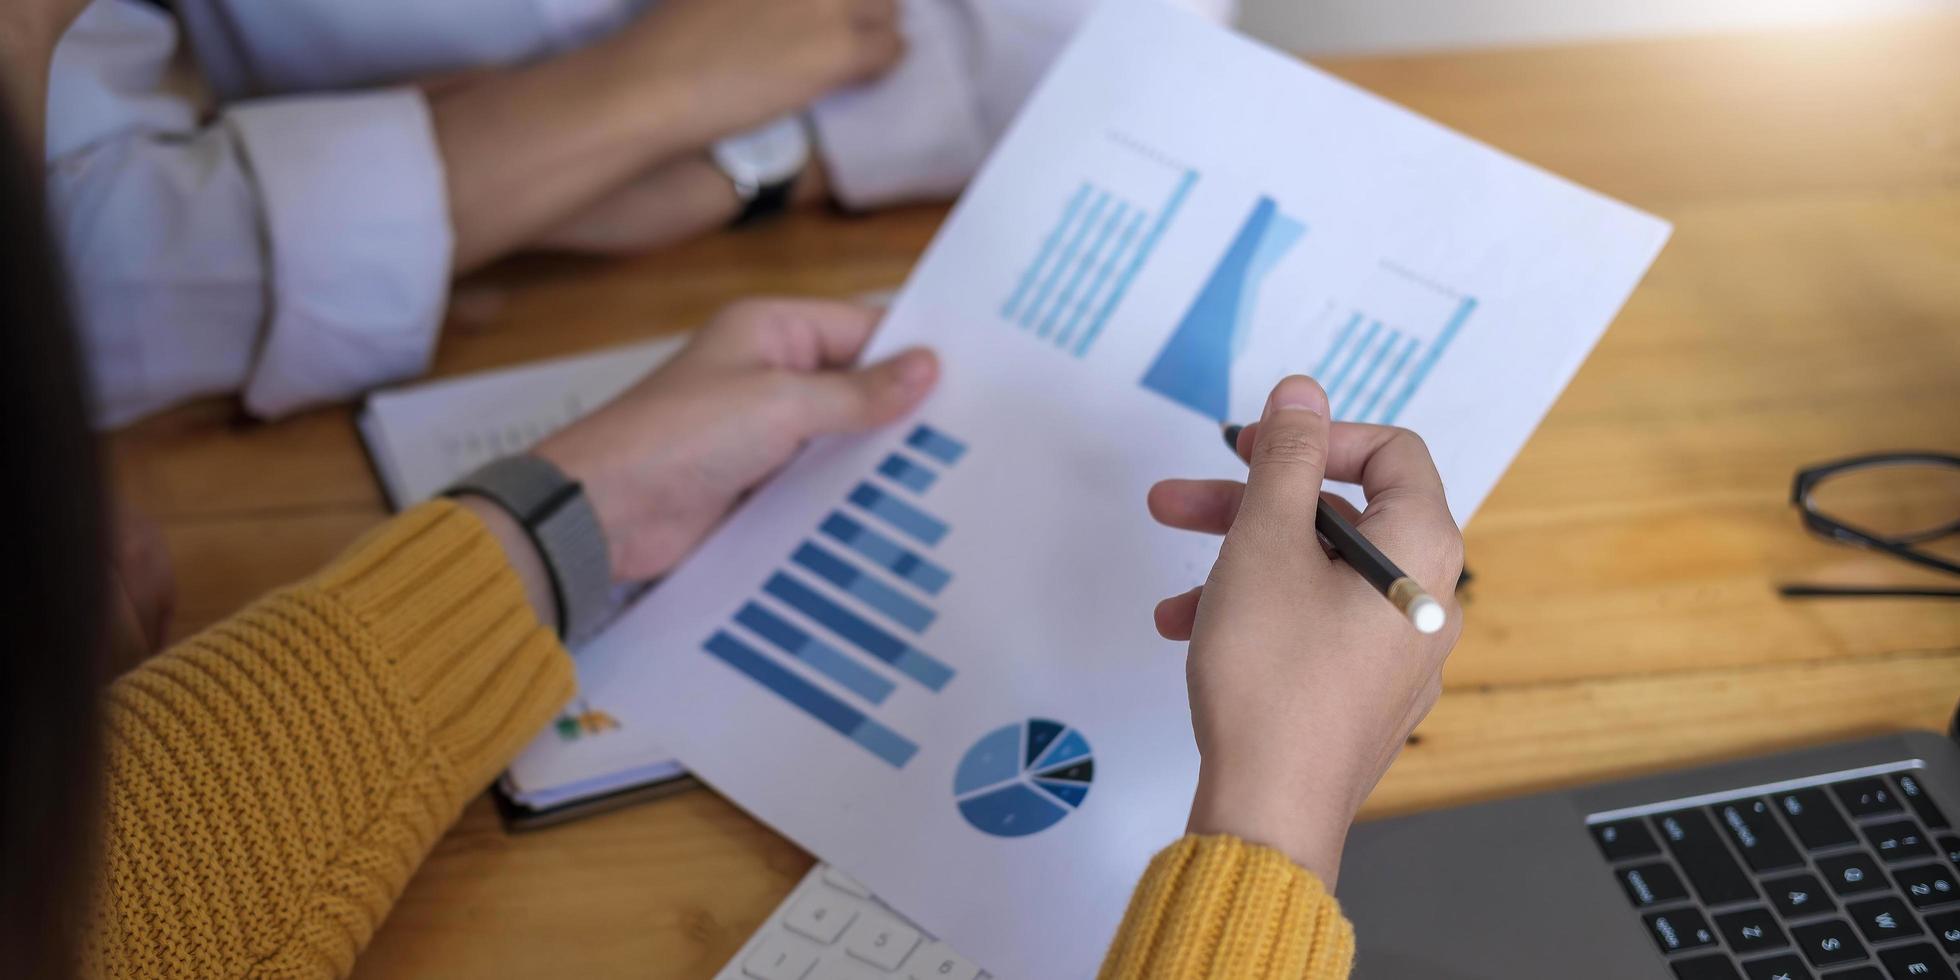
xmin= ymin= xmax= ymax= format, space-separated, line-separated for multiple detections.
xmin=47 ymin=0 xmax=454 ymax=426
xmin=807 ymin=0 xmax=1237 ymax=209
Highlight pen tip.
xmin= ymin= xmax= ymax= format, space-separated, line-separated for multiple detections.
xmin=1221 ymin=423 xmax=1243 ymax=451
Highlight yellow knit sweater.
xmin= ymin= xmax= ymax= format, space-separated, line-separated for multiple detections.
xmin=86 ymin=501 xmax=1354 ymax=978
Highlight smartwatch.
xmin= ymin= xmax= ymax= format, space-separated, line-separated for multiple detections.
xmin=711 ymin=114 xmax=812 ymax=228
xmin=445 ymin=455 xmax=613 ymax=645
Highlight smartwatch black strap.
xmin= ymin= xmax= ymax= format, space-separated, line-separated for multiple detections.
xmin=731 ymin=177 xmax=797 ymax=228
xmin=445 ymin=455 xmax=612 ymax=645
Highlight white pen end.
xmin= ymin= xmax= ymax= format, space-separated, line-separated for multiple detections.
xmin=1408 ymin=594 xmax=1447 ymax=634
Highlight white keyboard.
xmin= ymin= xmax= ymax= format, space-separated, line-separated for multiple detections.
xmin=714 ymin=863 xmax=990 ymax=980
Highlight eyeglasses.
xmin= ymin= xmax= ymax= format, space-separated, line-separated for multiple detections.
xmin=1782 ymin=451 xmax=1960 ymax=599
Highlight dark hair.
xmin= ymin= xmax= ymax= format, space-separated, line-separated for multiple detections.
xmin=0 ymin=109 xmax=109 ymax=976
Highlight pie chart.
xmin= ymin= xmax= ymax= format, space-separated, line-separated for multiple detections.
xmin=953 ymin=719 xmax=1093 ymax=837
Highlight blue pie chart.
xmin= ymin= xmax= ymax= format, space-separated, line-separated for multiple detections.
xmin=953 ymin=719 xmax=1093 ymax=837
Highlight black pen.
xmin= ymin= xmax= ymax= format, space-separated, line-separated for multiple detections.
xmin=1223 ymin=423 xmax=1445 ymax=634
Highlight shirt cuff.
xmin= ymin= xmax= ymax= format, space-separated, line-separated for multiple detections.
xmin=807 ymin=0 xmax=991 ymax=209
xmin=225 ymin=88 xmax=454 ymax=418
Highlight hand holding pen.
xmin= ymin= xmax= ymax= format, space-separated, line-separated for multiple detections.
xmin=1147 ymin=375 xmax=1463 ymax=888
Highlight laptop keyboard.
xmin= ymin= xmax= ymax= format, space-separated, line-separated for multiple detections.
xmin=1590 ymin=765 xmax=1960 ymax=980
xmin=713 ymin=862 xmax=989 ymax=980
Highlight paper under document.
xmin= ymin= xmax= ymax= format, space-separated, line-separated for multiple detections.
xmin=509 ymin=2 xmax=1669 ymax=974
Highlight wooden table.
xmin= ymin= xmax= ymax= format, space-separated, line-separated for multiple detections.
xmin=107 ymin=17 xmax=1960 ymax=979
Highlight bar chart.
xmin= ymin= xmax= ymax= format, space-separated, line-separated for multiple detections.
xmin=1141 ymin=196 xmax=1307 ymax=420
xmin=702 ymin=425 xmax=969 ymax=768
xmin=1316 ymin=263 xmax=1479 ymax=425
xmin=998 ymin=137 xmax=1198 ymax=359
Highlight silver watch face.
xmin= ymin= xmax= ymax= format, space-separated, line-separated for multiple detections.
xmin=712 ymin=115 xmax=811 ymax=195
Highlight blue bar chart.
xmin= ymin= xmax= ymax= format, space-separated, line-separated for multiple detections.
xmin=1141 ymin=196 xmax=1306 ymax=420
xmin=703 ymin=424 xmax=969 ymax=768
xmin=999 ymin=167 xmax=1199 ymax=359
xmin=1314 ymin=284 xmax=1479 ymax=424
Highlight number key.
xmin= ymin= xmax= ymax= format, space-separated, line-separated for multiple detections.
xmin=1834 ymin=778 xmax=1902 ymax=817
xmin=1790 ymin=919 xmax=1867 ymax=968
xmin=1941 ymin=835 xmax=1960 ymax=867
xmin=842 ymin=913 xmax=920 ymax=970
xmin=1894 ymin=863 xmax=1960 ymax=910
xmin=1818 ymin=853 xmax=1890 ymax=897
xmin=742 ymin=933 xmax=821 ymax=980
xmin=902 ymin=941 xmax=980 ymax=980
xmin=1867 ymin=820 xmax=1935 ymax=863
xmin=785 ymin=890 xmax=858 ymax=944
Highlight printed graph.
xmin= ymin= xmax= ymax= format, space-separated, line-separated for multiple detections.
xmin=1141 ymin=196 xmax=1306 ymax=420
xmin=999 ymin=135 xmax=1198 ymax=358
xmin=702 ymin=425 xmax=968 ymax=769
xmin=954 ymin=719 xmax=1094 ymax=838
xmin=1316 ymin=263 xmax=1478 ymax=425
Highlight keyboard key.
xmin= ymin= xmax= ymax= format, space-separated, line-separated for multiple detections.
xmin=1819 ymin=853 xmax=1892 ymax=897
xmin=1927 ymin=909 xmax=1960 ymax=954
xmin=1719 ymin=907 xmax=1792 ymax=955
xmin=843 ymin=912 xmax=920 ymax=970
xmin=1868 ymin=820 xmax=1936 ymax=863
xmin=1656 ymin=809 xmax=1760 ymax=905
xmin=1875 ymin=943 xmax=1956 ymax=979
xmin=1717 ymin=798 xmax=1808 ymax=873
xmin=1895 ymin=774 xmax=1951 ymax=830
xmin=1595 ymin=818 xmax=1662 ymax=861
xmin=1742 ymin=953 xmax=1815 ymax=980
xmin=1896 ymin=864 xmax=1960 ymax=910
xmin=1779 ymin=789 xmax=1860 ymax=850
xmin=902 ymin=942 xmax=980 ymax=980
xmin=1622 ymin=862 xmax=1692 ymax=907
xmin=1847 ymin=896 xmax=1923 ymax=944
xmin=785 ymin=889 xmax=858 ymax=944
xmin=1836 ymin=778 xmax=1904 ymax=818
xmin=1790 ymin=919 xmax=1868 ymax=968
xmin=1674 ymin=954 xmax=1743 ymax=980
xmin=1820 ymin=969 xmax=1883 ymax=980
xmin=743 ymin=932 xmax=820 ymax=980
xmin=1940 ymin=836 xmax=1960 ymax=868
xmin=1768 ymin=873 xmax=1839 ymax=919
xmin=1647 ymin=908 xmax=1721 ymax=954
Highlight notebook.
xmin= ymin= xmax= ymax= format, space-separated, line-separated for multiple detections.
xmin=357 ymin=336 xmax=695 ymax=825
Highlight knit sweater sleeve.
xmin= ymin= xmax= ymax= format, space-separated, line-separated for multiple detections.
xmin=83 ymin=500 xmax=575 ymax=979
xmin=1100 ymin=835 xmax=1356 ymax=980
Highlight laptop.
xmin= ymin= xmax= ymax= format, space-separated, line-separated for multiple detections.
xmin=718 ymin=720 xmax=1960 ymax=980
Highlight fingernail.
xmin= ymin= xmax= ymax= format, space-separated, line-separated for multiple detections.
xmin=1268 ymin=375 xmax=1327 ymax=416
xmin=895 ymin=349 xmax=936 ymax=389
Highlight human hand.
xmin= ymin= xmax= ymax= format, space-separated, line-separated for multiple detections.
xmin=626 ymin=0 xmax=902 ymax=147
xmin=1146 ymin=376 xmax=1464 ymax=888
xmin=536 ymin=299 xmax=937 ymax=582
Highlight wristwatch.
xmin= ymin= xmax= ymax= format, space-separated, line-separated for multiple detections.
xmin=445 ymin=455 xmax=613 ymax=645
xmin=711 ymin=114 xmax=812 ymax=228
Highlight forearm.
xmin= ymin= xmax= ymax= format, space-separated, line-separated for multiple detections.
xmin=538 ymin=152 xmax=831 ymax=255
xmin=86 ymin=502 xmax=572 ymax=977
xmin=432 ymin=29 xmax=709 ymax=272
xmin=0 ymin=3 xmax=75 ymax=144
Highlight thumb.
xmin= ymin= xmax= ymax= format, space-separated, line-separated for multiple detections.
xmin=1231 ymin=375 xmax=1333 ymax=553
xmin=783 ymin=347 xmax=939 ymax=438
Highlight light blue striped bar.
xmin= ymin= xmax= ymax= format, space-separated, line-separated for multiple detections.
xmin=1336 ymin=328 xmax=1402 ymax=418
xmin=850 ymin=483 xmax=947 ymax=546
xmin=763 ymin=573 xmax=953 ymax=690
xmin=820 ymin=512 xmax=949 ymax=594
xmin=1002 ymin=184 xmax=1090 ymax=319
xmin=1312 ymin=312 xmax=1363 ymax=377
xmin=877 ymin=453 xmax=935 ymax=493
xmin=1038 ymin=202 xmax=1128 ymax=338
xmin=1073 ymin=169 xmax=1199 ymax=357
xmin=1020 ymin=191 xmax=1110 ymax=329
xmin=703 ymin=631 xmax=916 ymax=767
xmin=1379 ymin=296 xmax=1479 ymax=424
xmin=1352 ymin=336 xmax=1420 ymax=422
xmin=1322 ymin=319 xmax=1382 ymax=400
xmin=792 ymin=542 xmax=936 ymax=633
xmin=735 ymin=602 xmax=894 ymax=704
xmin=1056 ymin=208 xmax=1146 ymax=347
xmin=905 ymin=425 xmax=967 ymax=465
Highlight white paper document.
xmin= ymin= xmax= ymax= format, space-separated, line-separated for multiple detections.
xmin=511 ymin=2 xmax=1668 ymax=974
